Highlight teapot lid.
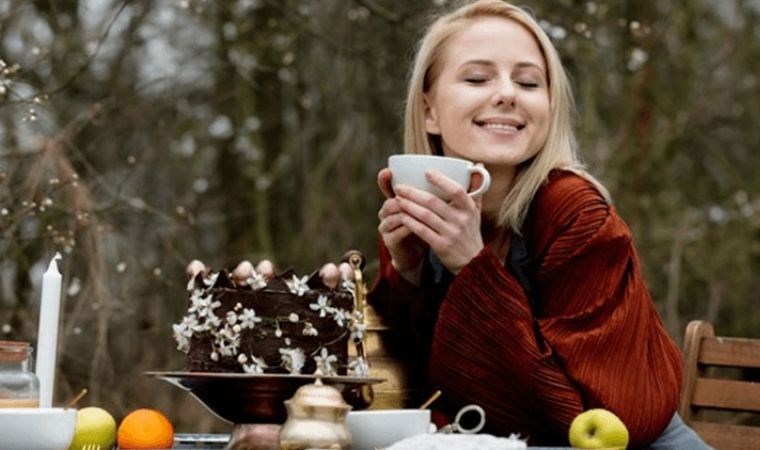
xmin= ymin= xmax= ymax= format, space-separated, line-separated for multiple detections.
xmin=288 ymin=370 xmax=349 ymax=409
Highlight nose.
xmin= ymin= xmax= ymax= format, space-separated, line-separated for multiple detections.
xmin=491 ymin=79 xmax=516 ymax=107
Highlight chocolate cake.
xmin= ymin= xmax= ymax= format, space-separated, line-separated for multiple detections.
xmin=172 ymin=265 xmax=368 ymax=377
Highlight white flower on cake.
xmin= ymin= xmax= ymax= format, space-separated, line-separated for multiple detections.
xmin=288 ymin=313 xmax=299 ymax=322
xmin=279 ymin=347 xmax=305 ymax=374
xmin=243 ymin=355 xmax=268 ymax=374
xmin=302 ymin=322 xmax=318 ymax=336
xmin=203 ymin=272 xmax=219 ymax=287
xmin=286 ymin=274 xmax=310 ymax=296
xmin=349 ymin=322 xmax=366 ymax=342
xmin=309 ymin=295 xmax=331 ymax=317
xmin=188 ymin=293 xmax=219 ymax=316
xmin=238 ymin=308 xmax=263 ymax=329
xmin=172 ymin=332 xmax=189 ymax=353
xmin=205 ymin=313 xmax=222 ymax=329
xmin=246 ymin=271 xmax=267 ymax=289
xmin=218 ymin=324 xmax=240 ymax=343
xmin=177 ymin=315 xmax=198 ymax=332
xmin=218 ymin=343 xmax=236 ymax=357
xmin=172 ymin=316 xmax=196 ymax=352
xmin=226 ymin=311 xmax=238 ymax=325
xmin=314 ymin=347 xmax=338 ymax=376
xmin=341 ymin=277 xmax=356 ymax=293
xmin=216 ymin=325 xmax=241 ymax=357
xmin=348 ymin=356 xmax=370 ymax=378
xmin=331 ymin=308 xmax=348 ymax=327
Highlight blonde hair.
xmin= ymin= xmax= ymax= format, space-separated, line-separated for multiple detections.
xmin=403 ymin=0 xmax=610 ymax=233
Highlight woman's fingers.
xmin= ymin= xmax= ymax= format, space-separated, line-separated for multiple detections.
xmin=399 ymin=211 xmax=446 ymax=251
xmin=378 ymin=198 xmax=407 ymax=233
xmin=395 ymin=194 xmax=449 ymax=235
xmin=391 ymin=170 xmax=484 ymax=274
xmin=378 ymin=212 xmax=405 ymax=233
xmin=425 ymin=169 xmax=472 ymax=207
xmin=378 ymin=197 xmax=403 ymax=220
xmin=394 ymin=184 xmax=449 ymax=220
xmin=377 ymin=168 xmax=395 ymax=199
xmin=382 ymin=221 xmax=414 ymax=245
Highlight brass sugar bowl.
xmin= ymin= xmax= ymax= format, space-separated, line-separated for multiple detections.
xmin=279 ymin=372 xmax=352 ymax=450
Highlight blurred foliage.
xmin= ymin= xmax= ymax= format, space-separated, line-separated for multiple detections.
xmin=0 ymin=0 xmax=758 ymax=431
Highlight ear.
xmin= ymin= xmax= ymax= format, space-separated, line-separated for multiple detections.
xmin=424 ymin=94 xmax=441 ymax=135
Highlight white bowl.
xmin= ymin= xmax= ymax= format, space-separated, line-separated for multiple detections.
xmin=347 ymin=409 xmax=432 ymax=450
xmin=0 ymin=407 xmax=77 ymax=450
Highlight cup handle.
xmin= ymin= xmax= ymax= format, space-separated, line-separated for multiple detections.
xmin=467 ymin=165 xmax=491 ymax=198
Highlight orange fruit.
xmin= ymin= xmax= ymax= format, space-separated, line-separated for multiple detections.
xmin=117 ymin=408 xmax=174 ymax=449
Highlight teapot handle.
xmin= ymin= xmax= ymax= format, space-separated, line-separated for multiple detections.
xmin=342 ymin=250 xmax=374 ymax=408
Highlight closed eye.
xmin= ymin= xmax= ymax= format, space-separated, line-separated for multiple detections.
xmin=517 ymin=81 xmax=539 ymax=88
xmin=465 ymin=77 xmax=488 ymax=84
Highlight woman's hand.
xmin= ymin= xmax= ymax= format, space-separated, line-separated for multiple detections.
xmin=377 ymin=168 xmax=427 ymax=285
xmin=393 ymin=169 xmax=484 ymax=275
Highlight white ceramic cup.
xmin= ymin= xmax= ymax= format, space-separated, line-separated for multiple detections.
xmin=388 ymin=154 xmax=491 ymax=200
xmin=346 ymin=409 xmax=432 ymax=450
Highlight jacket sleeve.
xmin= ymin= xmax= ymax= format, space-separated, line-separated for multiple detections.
xmin=427 ymin=175 xmax=683 ymax=447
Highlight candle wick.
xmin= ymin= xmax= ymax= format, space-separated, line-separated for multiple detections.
xmin=47 ymin=253 xmax=63 ymax=272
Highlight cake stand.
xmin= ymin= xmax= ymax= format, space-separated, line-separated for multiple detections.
xmin=145 ymin=371 xmax=383 ymax=450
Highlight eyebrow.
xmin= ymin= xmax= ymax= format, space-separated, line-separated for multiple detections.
xmin=458 ymin=59 xmax=545 ymax=72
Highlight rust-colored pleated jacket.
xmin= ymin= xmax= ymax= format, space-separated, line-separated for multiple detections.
xmin=368 ymin=170 xmax=682 ymax=448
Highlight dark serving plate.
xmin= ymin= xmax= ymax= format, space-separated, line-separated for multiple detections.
xmin=145 ymin=371 xmax=383 ymax=424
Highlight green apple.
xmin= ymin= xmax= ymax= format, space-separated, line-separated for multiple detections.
xmin=568 ymin=408 xmax=629 ymax=450
xmin=69 ymin=406 xmax=116 ymax=450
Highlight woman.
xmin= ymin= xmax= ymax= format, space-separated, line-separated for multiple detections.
xmin=368 ymin=1 xmax=709 ymax=448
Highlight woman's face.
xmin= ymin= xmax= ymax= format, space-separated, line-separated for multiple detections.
xmin=424 ymin=17 xmax=551 ymax=169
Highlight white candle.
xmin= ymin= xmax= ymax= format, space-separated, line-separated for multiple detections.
xmin=35 ymin=252 xmax=63 ymax=408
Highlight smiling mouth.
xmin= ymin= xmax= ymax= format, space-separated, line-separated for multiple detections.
xmin=475 ymin=121 xmax=526 ymax=133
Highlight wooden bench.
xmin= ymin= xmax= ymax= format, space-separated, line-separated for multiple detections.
xmin=679 ymin=320 xmax=760 ymax=450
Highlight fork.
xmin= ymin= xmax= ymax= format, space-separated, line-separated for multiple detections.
xmin=81 ymin=445 xmax=101 ymax=450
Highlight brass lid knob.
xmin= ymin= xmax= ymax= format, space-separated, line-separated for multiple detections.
xmin=287 ymin=371 xmax=349 ymax=410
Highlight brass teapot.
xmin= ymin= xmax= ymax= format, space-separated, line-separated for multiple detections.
xmin=343 ymin=250 xmax=421 ymax=409
xmin=279 ymin=372 xmax=352 ymax=450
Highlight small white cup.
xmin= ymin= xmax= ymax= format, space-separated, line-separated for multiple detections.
xmin=346 ymin=409 xmax=432 ymax=450
xmin=388 ymin=154 xmax=491 ymax=200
